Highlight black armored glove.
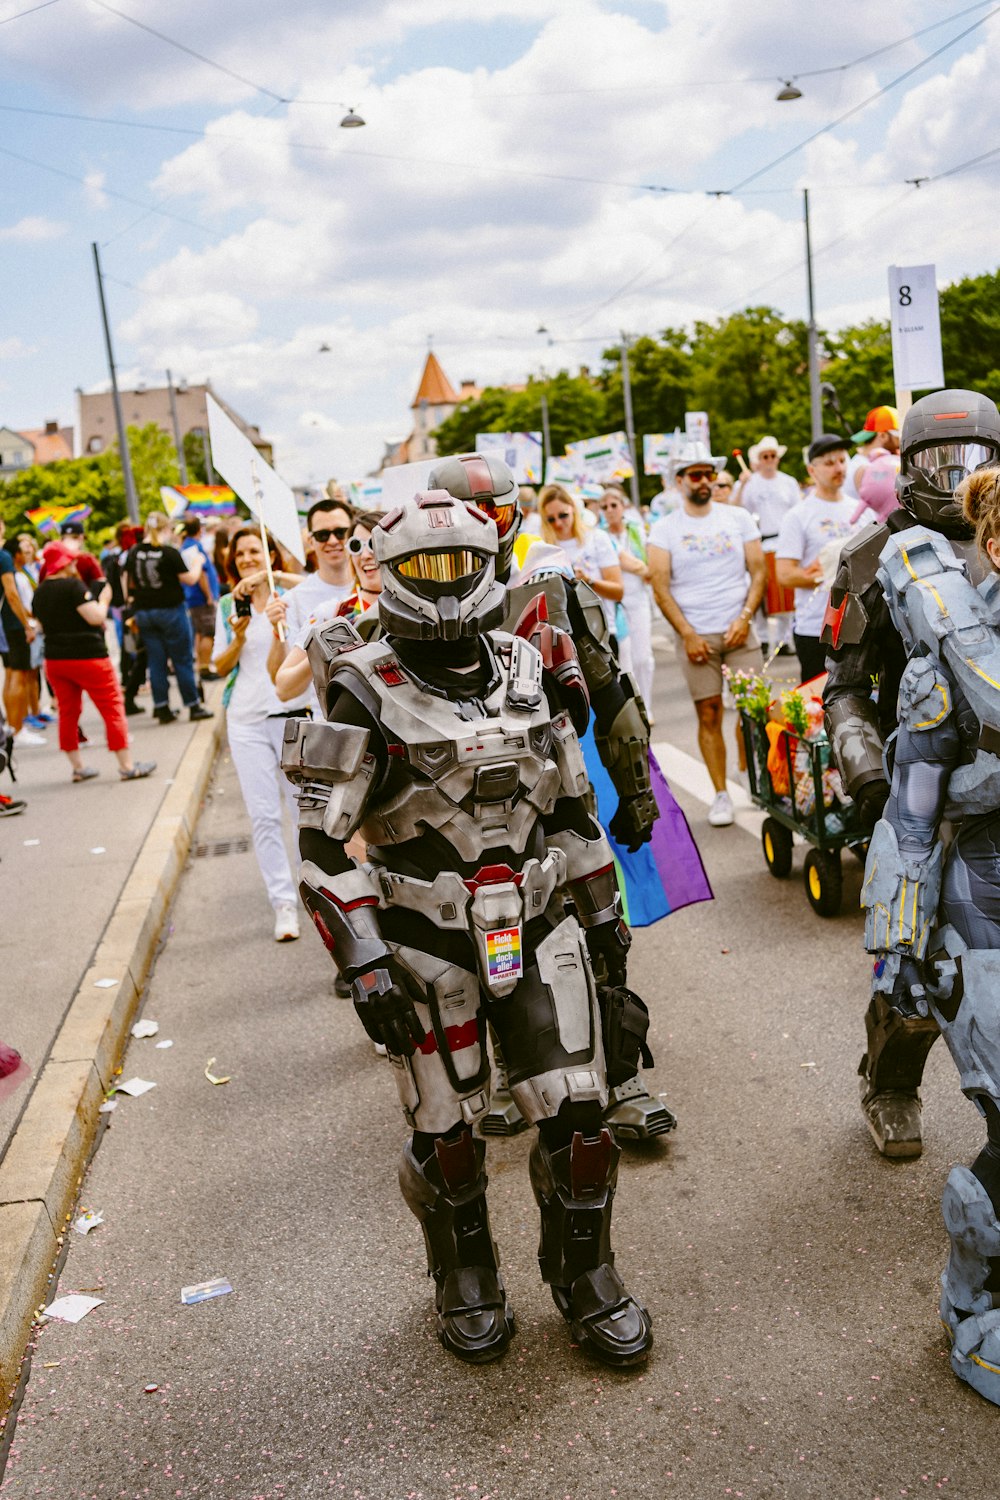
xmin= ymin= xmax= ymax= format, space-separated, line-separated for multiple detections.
xmin=856 ymin=778 xmax=890 ymax=832
xmin=878 ymin=954 xmax=930 ymax=1021
xmin=609 ymin=791 xmax=657 ymax=853
xmin=585 ymin=917 xmax=631 ymax=989
xmin=352 ymin=960 xmax=427 ymax=1057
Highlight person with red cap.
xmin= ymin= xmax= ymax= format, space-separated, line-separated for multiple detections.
xmin=848 ymin=405 xmax=900 ymax=500
xmin=31 ymin=542 xmax=155 ymax=784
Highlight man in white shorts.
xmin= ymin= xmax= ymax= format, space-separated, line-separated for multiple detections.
xmin=648 ymin=443 xmax=766 ymax=827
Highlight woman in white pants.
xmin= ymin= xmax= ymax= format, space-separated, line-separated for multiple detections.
xmin=599 ymin=488 xmax=655 ymax=713
xmin=212 ymin=527 xmax=313 ymax=942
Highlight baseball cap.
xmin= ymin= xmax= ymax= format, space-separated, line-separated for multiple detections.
xmin=59 ymin=519 xmax=85 ymax=537
xmin=851 ymin=405 xmax=900 ymax=445
xmin=807 ymin=433 xmax=849 ymax=463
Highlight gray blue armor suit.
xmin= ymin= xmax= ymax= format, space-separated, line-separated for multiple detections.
xmin=862 ymin=525 xmax=1000 ymax=1404
xmin=283 ymin=492 xmax=654 ymax=1368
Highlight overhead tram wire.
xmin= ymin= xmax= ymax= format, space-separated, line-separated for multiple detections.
xmin=0 ymin=0 xmax=60 ymax=24
xmin=723 ymin=3 xmax=1000 ymax=193
xmin=89 ymin=0 xmax=289 ymax=103
xmin=0 ymin=142 xmax=215 ymax=235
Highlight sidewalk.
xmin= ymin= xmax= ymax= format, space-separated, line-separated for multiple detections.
xmin=0 ymin=685 xmax=222 ymax=1420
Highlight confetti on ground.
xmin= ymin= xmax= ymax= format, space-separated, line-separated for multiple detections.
xmin=98 ymin=1099 xmax=118 ymax=1114
xmin=144 ymin=1383 xmax=159 ymax=1394
xmin=43 ymin=1295 xmax=104 ymax=1324
xmin=90 ymin=846 xmax=106 ymax=855
xmin=116 ymin=1077 xmax=156 ymax=1098
xmin=73 ymin=1211 xmax=104 ymax=1237
xmin=181 ymin=1276 xmax=233 ymax=1306
xmin=94 ymin=978 xmax=118 ymax=990
xmin=42 ymin=1362 xmax=60 ymax=1370
xmin=23 ymin=839 xmax=40 ymax=847
xmin=204 ymin=1058 xmax=231 ymax=1085
xmin=130 ymin=1019 xmax=159 ymax=1039
xmin=800 ymin=1061 xmax=818 ymax=1070
xmin=155 ymin=1039 xmax=173 ymax=1049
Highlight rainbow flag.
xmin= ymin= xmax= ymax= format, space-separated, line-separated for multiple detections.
xmin=24 ymin=503 xmax=92 ymax=535
xmin=160 ymin=484 xmax=237 ymax=519
xmin=581 ymin=724 xmax=713 ymax=927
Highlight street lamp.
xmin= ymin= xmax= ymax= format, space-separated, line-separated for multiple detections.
xmin=776 ymin=80 xmax=803 ymax=101
xmin=339 ymin=108 xmax=365 ymax=128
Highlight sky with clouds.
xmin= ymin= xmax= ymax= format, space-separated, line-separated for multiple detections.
xmin=2 ymin=0 xmax=1000 ymax=486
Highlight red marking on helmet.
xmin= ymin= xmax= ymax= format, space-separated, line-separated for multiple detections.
xmin=426 ymin=507 xmax=455 ymax=528
xmin=319 ymin=886 xmax=378 ymax=912
xmin=417 ymin=491 xmax=454 ymax=509
xmin=824 ymin=594 xmax=848 ymax=649
xmin=932 ymin=412 xmax=970 ymax=420
xmin=378 ymin=506 xmax=405 ymax=530
xmin=416 ymin=1019 xmax=480 ymax=1056
xmin=463 ymin=864 xmax=524 ymax=893
xmin=465 ymin=504 xmax=490 ymax=525
xmin=462 ymin=455 xmax=494 ymax=497
xmin=375 ymin=661 xmax=407 ymax=686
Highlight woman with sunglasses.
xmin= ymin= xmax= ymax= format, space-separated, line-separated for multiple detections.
xmin=539 ymin=485 xmax=623 ymax=631
xmin=599 ymin=487 xmax=654 ymax=712
xmin=213 ymin=527 xmax=314 ymax=942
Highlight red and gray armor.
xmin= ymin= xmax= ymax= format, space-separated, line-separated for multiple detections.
xmin=860 ymin=522 xmax=1000 ymax=1405
xmin=823 ymin=391 xmax=1000 ymax=1159
xmin=284 ymin=493 xmax=653 ymax=1367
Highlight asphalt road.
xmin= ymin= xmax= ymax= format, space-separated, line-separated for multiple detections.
xmin=1 ymin=640 xmax=995 ymax=1500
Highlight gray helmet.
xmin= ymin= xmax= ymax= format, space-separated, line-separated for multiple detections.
xmin=373 ymin=490 xmax=506 ymax=643
xmin=898 ymin=388 xmax=1000 ymax=538
xmin=426 ymin=452 xmax=521 ymax=579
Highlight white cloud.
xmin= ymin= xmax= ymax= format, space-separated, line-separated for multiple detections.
xmin=83 ymin=170 xmax=108 ymax=209
xmin=0 ymin=216 xmax=66 ymax=242
xmin=0 ymin=337 xmax=36 ymax=359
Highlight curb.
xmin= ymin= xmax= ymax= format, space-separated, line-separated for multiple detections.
xmin=0 ymin=705 xmax=223 ymax=1422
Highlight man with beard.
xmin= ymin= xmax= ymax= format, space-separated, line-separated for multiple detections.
xmin=775 ymin=433 xmax=856 ymax=683
xmin=648 ymin=443 xmax=766 ymax=827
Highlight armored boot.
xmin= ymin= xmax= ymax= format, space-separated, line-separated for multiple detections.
xmin=480 ymin=1033 xmax=531 ymax=1137
xmin=940 ymin=1166 xmax=1000 ymax=1405
xmin=604 ymin=1072 xmax=677 ymax=1143
xmin=530 ymin=1122 xmax=652 ymax=1367
xmin=399 ymin=1127 xmax=515 ymax=1364
xmin=858 ymin=992 xmax=939 ymax=1159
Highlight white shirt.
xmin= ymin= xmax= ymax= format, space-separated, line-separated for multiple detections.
xmin=283 ymin=572 xmax=353 ymax=641
xmin=775 ymin=492 xmax=857 ymax=637
xmin=649 ymin=503 xmax=760 ymax=635
xmin=556 ymin=531 xmax=619 ymax=628
xmin=605 ymin=527 xmax=650 ymax=612
xmin=213 ymin=600 xmax=312 ymax=724
xmin=739 ymin=471 xmax=800 ymax=549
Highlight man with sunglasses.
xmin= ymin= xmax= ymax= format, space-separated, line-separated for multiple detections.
xmin=266 ymin=498 xmax=355 ymax=683
xmin=648 ymin=443 xmax=766 ymax=828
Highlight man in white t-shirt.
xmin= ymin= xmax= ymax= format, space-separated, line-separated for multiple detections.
xmin=734 ymin=434 xmax=799 ymax=655
xmin=775 ymin=434 xmax=857 ymax=683
xmin=265 ymin=499 xmax=355 ymax=682
xmin=648 ymin=444 xmax=766 ymax=827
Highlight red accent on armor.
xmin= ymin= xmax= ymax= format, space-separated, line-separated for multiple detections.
xmin=416 ymin=1019 xmax=480 ymax=1058
xmin=378 ymin=506 xmax=405 ymax=531
xmin=310 ymin=912 xmax=336 ymax=954
xmin=465 ymin=504 xmax=490 ymax=524
xmin=463 ymin=864 xmax=524 ymax=893
xmin=569 ymin=1129 xmax=614 ymax=1199
xmin=512 ymin=592 xmax=551 ymax=648
xmin=461 ymin=455 xmax=495 ymax=499
xmin=824 ymin=594 xmax=849 ymax=650
xmin=375 ymin=662 xmax=407 ymax=686
xmin=570 ymin=862 xmax=614 ymax=885
xmin=417 ymin=491 xmax=455 ymax=510
xmin=434 ymin=1125 xmax=478 ymax=1190
xmin=933 ymin=411 xmax=969 ymax=420
xmin=387 ymin=743 xmax=406 ymax=757
xmin=319 ymin=886 xmax=379 ymax=913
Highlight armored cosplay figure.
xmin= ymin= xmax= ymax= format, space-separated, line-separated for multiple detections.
xmin=282 ymin=491 xmax=653 ymax=1366
xmin=426 ymin=452 xmax=674 ymax=1143
xmin=823 ymin=390 xmax=1000 ymax=1158
xmin=859 ymin=463 xmax=1000 ymax=1404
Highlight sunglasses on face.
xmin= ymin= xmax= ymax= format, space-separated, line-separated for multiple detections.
xmin=758 ymin=452 xmax=778 ymax=460
xmin=347 ymin=534 xmax=374 ymax=556
xmin=311 ymin=526 xmax=350 ymax=543
xmin=547 ymin=510 xmax=574 ymax=522
xmin=685 ymin=469 xmax=716 ymax=482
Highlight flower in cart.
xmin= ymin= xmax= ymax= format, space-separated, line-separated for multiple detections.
xmin=780 ymin=689 xmax=810 ymax=739
xmin=723 ymin=666 xmax=772 ymax=721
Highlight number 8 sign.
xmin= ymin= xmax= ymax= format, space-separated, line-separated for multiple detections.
xmin=888 ymin=264 xmax=944 ymax=392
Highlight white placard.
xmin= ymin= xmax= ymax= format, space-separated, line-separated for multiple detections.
xmin=474 ymin=432 xmax=544 ymax=484
xmin=206 ymin=397 xmax=306 ymax=564
xmin=888 ymin=264 xmax=944 ymax=391
xmin=684 ymin=411 xmax=711 ymax=451
xmin=378 ymin=459 xmax=437 ymax=508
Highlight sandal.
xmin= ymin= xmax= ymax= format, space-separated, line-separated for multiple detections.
xmin=72 ymin=766 xmax=100 ymax=783
xmin=119 ymin=761 xmax=156 ymax=781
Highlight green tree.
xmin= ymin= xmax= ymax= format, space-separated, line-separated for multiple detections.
xmin=182 ymin=429 xmax=210 ymax=484
xmin=100 ymin=422 xmax=180 ymax=518
xmin=820 ymin=319 xmax=895 ymax=436
xmin=0 ymin=455 xmax=117 ymax=533
xmin=939 ymin=268 xmax=1000 ymax=392
xmin=432 ymin=371 xmax=605 ymax=467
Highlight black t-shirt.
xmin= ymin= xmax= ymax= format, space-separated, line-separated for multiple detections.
xmin=127 ymin=544 xmax=186 ymax=609
xmin=32 ymin=577 xmax=108 ymax=660
xmin=0 ymin=547 xmax=21 ymax=637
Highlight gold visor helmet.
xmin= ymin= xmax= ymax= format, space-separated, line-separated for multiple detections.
xmin=373 ymin=491 xmax=506 ymax=642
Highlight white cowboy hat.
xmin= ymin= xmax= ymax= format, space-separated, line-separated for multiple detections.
xmin=666 ymin=440 xmax=726 ymax=484
xmin=748 ymin=435 xmax=787 ymax=465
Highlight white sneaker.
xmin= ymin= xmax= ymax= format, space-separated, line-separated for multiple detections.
xmin=273 ymin=904 xmax=300 ymax=942
xmin=15 ymin=727 xmax=47 ymax=747
xmin=708 ymin=790 xmax=734 ymax=827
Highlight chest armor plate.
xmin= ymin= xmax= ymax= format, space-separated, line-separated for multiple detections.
xmin=334 ymin=633 xmax=563 ymax=861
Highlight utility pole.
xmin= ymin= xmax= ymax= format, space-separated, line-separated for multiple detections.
xmin=165 ymin=369 xmax=188 ymax=484
xmin=803 ymin=189 xmax=822 ymax=442
xmin=620 ymin=334 xmax=641 ymax=509
xmin=91 ymin=241 xmax=139 ymax=524
xmin=540 ymin=390 xmax=552 ymax=477
xmin=201 ymin=430 xmax=216 ymax=485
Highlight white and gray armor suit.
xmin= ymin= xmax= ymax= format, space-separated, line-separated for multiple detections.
xmin=862 ymin=523 xmax=1000 ymax=1405
xmin=282 ymin=491 xmax=653 ymax=1368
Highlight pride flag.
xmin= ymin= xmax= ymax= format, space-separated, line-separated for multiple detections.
xmin=160 ymin=484 xmax=237 ymax=519
xmin=24 ymin=503 xmax=92 ymax=536
xmin=581 ymin=724 xmax=713 ymax=927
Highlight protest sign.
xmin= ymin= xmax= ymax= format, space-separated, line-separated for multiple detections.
xmin=888 ymin=264 xmax=944 ymax=392
xmin=566 ymin=431 xmax=634 ymax=482
xmin=206 ymin=396 xmax=305 ymax=564
xmin=474 ymin=432 xmax=544 ymax=483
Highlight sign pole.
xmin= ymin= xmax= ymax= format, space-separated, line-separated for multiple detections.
xmin=91 ymin=242 xmax=140 ymax=525
xmin=620 ymin=334 xmax=641 ymax=510
xmin=251 ymin=456 xmax=284 ymax=641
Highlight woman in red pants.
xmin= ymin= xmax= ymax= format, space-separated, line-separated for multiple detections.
xmin=31 ymin=542 xmax=155 ymax=784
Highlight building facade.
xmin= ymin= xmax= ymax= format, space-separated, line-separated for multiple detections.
xmin=77 ymin=381 xmax=272 ymax=466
